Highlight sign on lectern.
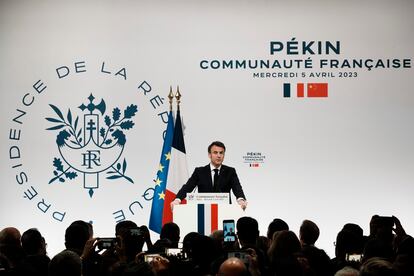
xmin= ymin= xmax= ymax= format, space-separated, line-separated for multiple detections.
xmin=186 ymin=192 xmax=230 ymax=204
xmin=173 ymin=193 xmax=246 ymax=237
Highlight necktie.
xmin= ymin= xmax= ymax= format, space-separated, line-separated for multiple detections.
xmin=213 ymin=168 xmax=219 ymax=192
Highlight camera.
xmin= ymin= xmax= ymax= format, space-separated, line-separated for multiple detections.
xmin=144 ymin=254 xmax=161 ymax=262
xmin=97 ymin=237 xmax=117 ymax=250
xmin=345 ymin=253 xmax=363 ymax=262
xmin=129 ymin=227 xmax=142 ymax=236
xmin=165 ymin=247 xmax=187 ymax=260
xmin=376 ymin=216 xmax=394 ymax=228
xmin=227 ymin=251 xmax=249 ymax=266
xmin=165 ymin=248 xmax=181 ymax=256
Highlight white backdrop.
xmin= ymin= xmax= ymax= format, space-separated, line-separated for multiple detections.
xmin=1 ymin=0 xmax=413 ymax=258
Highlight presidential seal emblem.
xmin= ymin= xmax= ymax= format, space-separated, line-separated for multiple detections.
xmin=46 ymin=93 xmax=137 ymax=197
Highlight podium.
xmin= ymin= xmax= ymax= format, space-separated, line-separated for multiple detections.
xmin=173 ymin=193 xmax=246 ymax=237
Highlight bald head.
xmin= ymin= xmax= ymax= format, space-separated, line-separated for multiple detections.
xmin=217 ymin=257 xmax=247 ymax=276
xmin=0 ymin=227 xmax=21 ymax=246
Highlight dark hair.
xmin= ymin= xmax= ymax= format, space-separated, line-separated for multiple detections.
xmin=115 ymin=220 xmax=137 ymax=236
xmin=236 ymin=217 xmax=259 ymax=245
xmin=268 ymin=230 xmax=301 ymax=260
xmin=160 ymin=222 xmax=180 ymax=243
xmin=300 ymin=220 xmax=320 ymax=245
xmin=21 ymin=228 xmax=43 ymax=255
xmin=267 ymin=219 xmax=289 ymax=240
xmin=335 ymin=229 xmax=364 ymax=258
xmin=49 ymin=250 xmax=81 ymax=276
xmin=208 ymin=141 xmax=226 ymax=153
xmin=64 ymin=221 xmax=90 ymax=252
xmin=360 ymin=257 xmax=396 ymax=276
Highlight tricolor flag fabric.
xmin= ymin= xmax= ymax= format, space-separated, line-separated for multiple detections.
xmin=162 ymin=109 xmax=189 ymax=225
xmin=197 ymin=204 xmax=219 ymax=235
xmin=148 ymin=109 xmax=189 ymax=233
xmin=284 ymin=83 xmax=328 ymax=98
xmin=149 ymin=111 xmax=174 ymax=234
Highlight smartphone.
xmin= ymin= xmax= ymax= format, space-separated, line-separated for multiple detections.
xmin=223 ymin=219 xmax=236 ymax=242
xmin=228 ymin=251 xmax=249 ymax=265
xmin=345 ymin=253 xmax=363 ymax=262
xmin=129 ymin=227 xmax=142 ymax=236
xmin=165 ymin=248 xmax=181 ymax=256
xmin=144 ymin=254 xmax=161 ymax=262
xmin=377 ymin=216 xmax=394 ymax=228
xmin=97 ymin=237 xmax=117 ymax=250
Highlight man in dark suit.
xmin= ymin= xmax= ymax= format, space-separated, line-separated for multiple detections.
xmin=170 ymin=141 xmax=247 ymax=210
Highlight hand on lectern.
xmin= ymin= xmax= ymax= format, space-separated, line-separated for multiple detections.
xmin=237 ymin=198 xmax=248 ymax=211
xmin=170 ymin=198 xmax=181 ymax=210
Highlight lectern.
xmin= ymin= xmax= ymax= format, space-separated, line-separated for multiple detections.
xmin=173 ymin=193 xmax=247 ymax=236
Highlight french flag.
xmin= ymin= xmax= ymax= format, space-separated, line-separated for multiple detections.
xmin=197 ymin=204 xmax=219 ymax=235
xmin=284 ymin=83 xmax=328 ymax=98
xmin=162 ymin=109 xmax=189 ymax=225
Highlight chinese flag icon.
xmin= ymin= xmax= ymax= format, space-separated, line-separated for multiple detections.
xmin=307 ymin=83 xmax=328 ymax=97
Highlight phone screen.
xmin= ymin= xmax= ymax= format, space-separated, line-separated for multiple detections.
xmin=228 ymin=251 xmax=249 ymax=265
xmin=346 ymin=253 xmax=363 ymax=262
xmin=97 ymin=238 xmax=117 ymax=250
xmin=223 ymin=220 xmax=236 ymax=242
xmin=144 ymin=254 xmax=160 ymax=262
xmin=166 ymin=248 xmax=181 ymax=256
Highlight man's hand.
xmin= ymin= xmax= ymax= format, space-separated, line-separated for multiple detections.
xmin=392 ymin=215 xmax=406 ymax=237
xmin=237 ymin=198 xmax=248 ymax=210
xmin=170 ymin=198 xmax=180 ymax=211
xmin=81 ymin=237 xmax=97 ymax=260
xmin=150 ymin=255 xmax=170 ymax=274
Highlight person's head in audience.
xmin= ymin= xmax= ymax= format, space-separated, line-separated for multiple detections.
xmin=160 ymin=222 xmax=180 ymax=248
xmin=236 ymin=217 xmax=259 ymax=248
xmin=360 ymin=257 xmax=397 ymax=276
xmin=182 ymin=232 xmax=201 ymax=258
xmin=64 ymin=220 xmax=90 ymax=255
xmin=21 ymin=228 xmax=47 ymax=256
xmin=0 ymin=227 xmax=21 ymax=247
xmin=369 ymin=215 xmax=394 ymax=246
xmin=0 ymin=227 xmax=24 ymax=268
xmin=334 ymin=266 xmax=360 ymax=276
xmin=184 ymin=233 xmax=217 ymax=274
xmin=217 ymin=257 xmax=248 ymax=276
xmin=115 ymin=220 xmax=138 ymax=236
xmin=267 ymin=230 xmax=303 ymax=276
xmin=117 ymin=225 xmax=145 ymax=263
xmin=267 ymin=218 xmax=289 ymax=240
xmin=343 ymin=223 xmax=364 ymax=238
xmin=210 ymin=229 xmax=225 ymax=253
xmin=268 ymin=230 xmax=301 ymax=261
xmin=335 ymin=227 xmax=364 ymax=260
xmin=299 ymin=219 xmax=320 ymax=246
xmin=49 ymin=250 xmax=81 ymax=276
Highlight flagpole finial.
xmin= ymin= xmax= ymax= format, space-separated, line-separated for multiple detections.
xmin=168 ymin=86 xmax=174 ymax=111
xmin=175 ymin=86 xmax=181 ymax=110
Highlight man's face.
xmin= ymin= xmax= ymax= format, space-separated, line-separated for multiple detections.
xmin=209 ymin=145 xmax=225 ymax=168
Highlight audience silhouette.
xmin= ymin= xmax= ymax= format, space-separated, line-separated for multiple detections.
xmin=0 ymin=215 xmax=413 ymax=276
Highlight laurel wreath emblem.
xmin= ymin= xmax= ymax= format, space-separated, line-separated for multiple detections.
xmin=45 ymin=94 xmax=137 ymax=196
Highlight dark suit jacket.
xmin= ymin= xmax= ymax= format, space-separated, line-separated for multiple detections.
xmin=175 ymin=164 xmax=246 ymax=201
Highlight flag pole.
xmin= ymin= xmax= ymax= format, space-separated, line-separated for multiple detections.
xmin=168 ymin=86 xmax=174 ymax=111
xmin=175 ymin=85 xmax=181 ymax=110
